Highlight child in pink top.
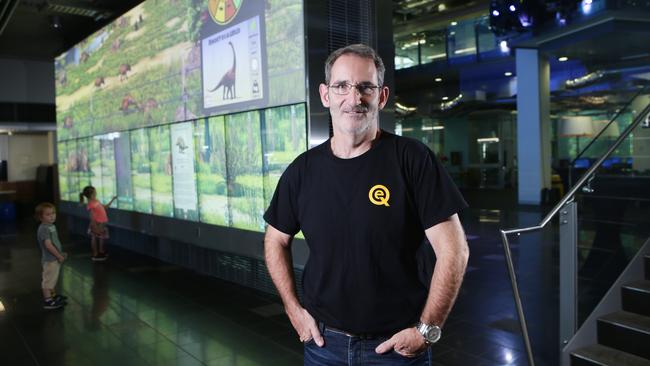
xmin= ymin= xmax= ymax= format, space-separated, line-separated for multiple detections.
xmin=80 ymin=186 xmax=117 ymax=261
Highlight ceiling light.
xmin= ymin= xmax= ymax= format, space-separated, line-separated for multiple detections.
xmin=509 ymin=5 xmax=516 ymax=11
xmin=438 ymin=3 xmax=446 ymax=11
xmin=434 ymin=77 xmax=442 ymax=82
xmin=492 ymin=10 xmax=500 ymax=16
xmin=558 ymin=56 xmax=569 ymax=62
xmin=442 ymin=96 xmax=449 ymax=101
xmin=504 ymin=72 xmax=512 ymax=76
xmin=51 ymin=15 xmax=61 ymax=29
xmin=451 ymin=21 xmax=457 ymax=26
xmin=499 ymin=40 xmax=509 ymax=53
xmin=477 ymin=137 xmax=500 ymax=143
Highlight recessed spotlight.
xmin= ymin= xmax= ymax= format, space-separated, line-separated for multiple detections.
xmin=451 ymin=21 xmax=457 ymax=26
xmin=504 ymin=72 xmax=513 ymax=76
xmin=442 ymin=96 xmax=449 ymax=101
xmin=492 ymin=10 xmax=500 ymax=16
xmin=438 ymin=3 xmax=446 ymax=11
xmin=558 ymin=56 xmax=569 ymax=62
xmin=499 ymin=40 xmax=509 ymax=53
xmin=434 ymin=77 xmax=443 ymax=82
xmin=509 ymin=5 xmax=516 ymax=11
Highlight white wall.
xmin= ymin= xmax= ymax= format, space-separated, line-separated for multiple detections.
xmin=7 ymin=134 xmax=51 ymax=181
xmin=0 ymin=58 xmax=54 ymax=104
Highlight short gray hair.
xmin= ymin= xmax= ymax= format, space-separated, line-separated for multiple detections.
xmin=324 ymin=44 xmax=385 ymax=87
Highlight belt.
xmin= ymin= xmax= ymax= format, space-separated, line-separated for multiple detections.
xmin=318 ymin=322 xmax=398 ymax=340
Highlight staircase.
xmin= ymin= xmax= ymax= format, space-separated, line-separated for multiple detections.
xmin=571 ymin=254 xmax=650 ymax=366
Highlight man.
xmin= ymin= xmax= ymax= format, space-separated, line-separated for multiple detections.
xmin=264 ymin=44 xmax=469 ymax=365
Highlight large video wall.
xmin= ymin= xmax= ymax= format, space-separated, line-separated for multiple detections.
xmin=56 ymin=0 xmax=308 ymax=234
xmin=55 ymin=0 xmax=305 ymax=140
xmin=59 ymin=104 xmax=307 ymax=232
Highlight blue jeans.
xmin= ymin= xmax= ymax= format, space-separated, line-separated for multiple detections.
xmin=304 ymin=327 xmax=432 ymax=365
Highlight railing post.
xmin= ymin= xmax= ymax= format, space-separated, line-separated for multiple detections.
xmin=559 ymin=200 xmax=578 ymax=363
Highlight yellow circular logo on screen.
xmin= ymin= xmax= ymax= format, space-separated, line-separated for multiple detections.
xmin=208 ymin=0 xmax=242 ymax=25
xmin=369 ymin=185 xmax=390 ymax=207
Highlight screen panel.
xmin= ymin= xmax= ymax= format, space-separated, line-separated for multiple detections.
xmin=261 ymin=104 xmax=307 ymax=208
xmin=225 ymin=110 xmax=264 ymax=231
xmin=98 ymin=134 xmax=117 ymax=204
xmin=195 ymin=115 xmax=229 ymax=226
xmin=149 ymin=125 xmax=174 ymax=217
xmin=115 ymin=132 xmax=135 ymax=210
xmin=130 ymin=128 xmax=153 ymax=214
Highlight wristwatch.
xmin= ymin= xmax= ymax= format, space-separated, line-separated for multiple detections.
xmin=416 ymin=321 xmax=442 ymax=345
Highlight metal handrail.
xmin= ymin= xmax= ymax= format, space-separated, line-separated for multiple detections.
xmin=500 ymin=100 xmax=650 ymax=366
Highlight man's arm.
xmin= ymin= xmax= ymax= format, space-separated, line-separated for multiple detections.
xmin=419 ymin=213 xmax=469 ymax=327
xmin=376 ymin=214 xmax=468 ymax=356
xmin=44 ymin=239 xmax=66 ymax=263
xmin=264 ymin=224 xmax=324 ymax=346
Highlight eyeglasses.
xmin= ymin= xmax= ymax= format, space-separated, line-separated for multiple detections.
xmin=328 ymin=82 xmax=381 ymax=96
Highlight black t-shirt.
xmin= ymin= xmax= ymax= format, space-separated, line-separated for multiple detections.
xmin=264 ymin=130 xmax=467 ymax=334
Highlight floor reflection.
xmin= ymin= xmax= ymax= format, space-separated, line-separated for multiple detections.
xmin=0 ymin=209 xmax=566 ymax=366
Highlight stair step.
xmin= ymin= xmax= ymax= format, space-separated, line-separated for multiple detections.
xmin=571 ymin=344 xmax=650 ymax=366
xmin=623 ymin=280 xmax=650 ymax=317
xmin=598 ymin=311 xmax=650 ymax=360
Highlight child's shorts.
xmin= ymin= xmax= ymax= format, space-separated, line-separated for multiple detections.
xmin=88 ymin=222 xmax=109 ymax=239
xmin=42 ymin=260 xmax=61 ymax=290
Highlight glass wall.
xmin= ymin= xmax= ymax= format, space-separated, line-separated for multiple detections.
xmin=394 ymin=15 xmax=501 ymax=70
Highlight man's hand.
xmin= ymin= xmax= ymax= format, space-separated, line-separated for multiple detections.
xmin=375 ymin=327 xmax=427 ymax=357
xmin=287 ymin=306 xmax=324 ymax=347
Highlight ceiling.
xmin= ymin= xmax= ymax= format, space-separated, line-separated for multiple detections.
xmin=0 ymin=0 xmax=144 ymax=61
xmin=0 ymin=0 xmax=487 ymax=61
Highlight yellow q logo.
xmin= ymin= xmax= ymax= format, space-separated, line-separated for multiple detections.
xmin=369 ymin=185 xmax=390 ymax=207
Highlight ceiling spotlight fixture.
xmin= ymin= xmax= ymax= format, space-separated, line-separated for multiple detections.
xmin=504 ymin=72 xmax=513 ymax=76
xmin=509 ymin=5 xmax=516 ymax=12
xmin=434 ymin=77 xmax=443 ymax=82
xmin=558 ymin=56 xmax=569 ymax=62
xmin=492 ymin=9 xmax=500 ymax=16
xmin=442 ymin=96 xmax=449 ymax=101
xmin=499 ymin=40 xmax=509 ymax=53
xmin=451 ymin=21 xmax=457 ymax=26
xmin=51 ymin=15 xmax=61 ymax=29
xmin=438 ymin=3 xmax=446 ymax=11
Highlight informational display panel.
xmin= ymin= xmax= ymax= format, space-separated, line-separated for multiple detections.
xmin=171 ymin=122 xmax=199 ymax=221
xmin=130 ymin=128 xmax=153 ymax=214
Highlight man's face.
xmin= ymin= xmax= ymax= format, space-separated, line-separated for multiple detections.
xmin=319 ymin=54 xmax=389 ymax=136
xmin=41 ymin=208 xmax=56 ymax=224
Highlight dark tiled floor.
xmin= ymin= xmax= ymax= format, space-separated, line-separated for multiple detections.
xmin=0 ymin=208 xmax=560 ymax=366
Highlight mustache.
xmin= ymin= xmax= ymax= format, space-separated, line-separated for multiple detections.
xmin=343 ymin=105 xmax=369 ymax=113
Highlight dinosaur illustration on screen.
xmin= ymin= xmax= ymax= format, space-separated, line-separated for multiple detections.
xmin=176 ymin=137 xmax=189 ymax=154
xmin=208 ymin=41 xmax=236 ymax=100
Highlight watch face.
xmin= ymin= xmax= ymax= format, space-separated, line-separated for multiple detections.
xmin=426 ymin=326 xmax=441 ymax=343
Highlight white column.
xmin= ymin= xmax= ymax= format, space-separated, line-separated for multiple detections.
xmin=516 ymin=48 xmax=551 ymax=204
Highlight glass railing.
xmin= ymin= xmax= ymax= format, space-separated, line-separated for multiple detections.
xmin=499 ymin=84 xmax=650 ymax=366
xmin=571 ymin=88 xmax=650 ymax=325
